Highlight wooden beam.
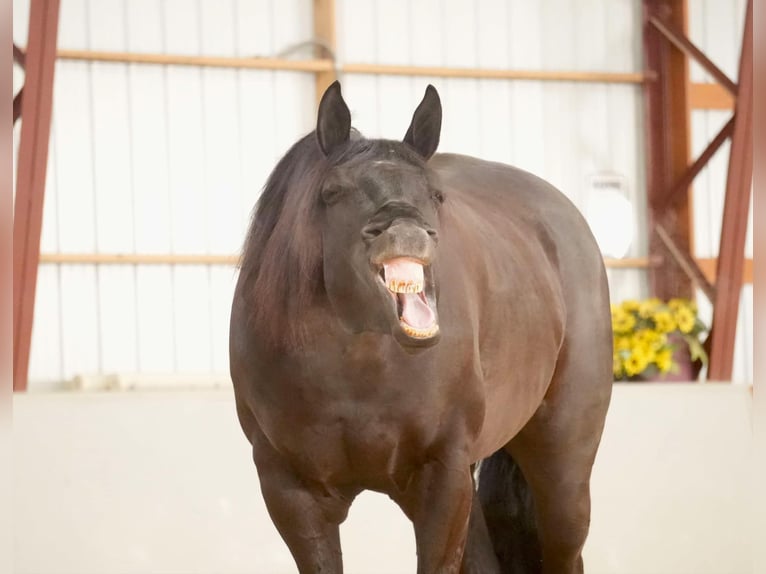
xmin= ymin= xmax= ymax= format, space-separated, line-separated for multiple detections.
xmin=603 ymin=257 xmax=658 ymax=269
xmin=36 ymin=253 xmax=752 ymax=286
xmin=708 ymin=0 xmax=753 ymax=381
xmin=35 ymin=253 xmax=666 ymax=271
xmin=38 ymin=253 xmax=240 ymax=265
xmin=313 ymin=0 xmax=337 ymax=109
xmin=13 ymin=0 xmax=61 ymax=392
xmin=52 ymin=49 xmax=646 ymax=85
xmin=690 ymin=82 xmax=734 ymax=110
xmin=341 ymin=63 xmax=645 ymax=84
xmin=57 ymin=49 xmax=334 ymax=72
xmin=643 ymin=0 xmax=694 ymax=300
xmin=697 ymin=258 xmax=753 ymax=285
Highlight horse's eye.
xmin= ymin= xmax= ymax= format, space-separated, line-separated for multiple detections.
xmin=431 ymin=189 xmax=445 ymax=204
xmin=321 ymin=185 xmax=345 ymax=205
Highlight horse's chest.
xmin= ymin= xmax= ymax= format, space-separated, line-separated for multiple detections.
xmin=271 ymin=392 xmax=438 ymax=491
xmin=253 ymin=337 xmax=456 ymax=488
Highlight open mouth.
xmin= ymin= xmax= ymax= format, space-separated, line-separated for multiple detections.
xmin=378 ymin=258 xmax=439 ymax=339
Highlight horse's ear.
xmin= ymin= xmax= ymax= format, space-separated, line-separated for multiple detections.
xmin=403 ymin=85 xmax=441 ymax=160
xmin=316 ymin=81 xmax=351 ymax=156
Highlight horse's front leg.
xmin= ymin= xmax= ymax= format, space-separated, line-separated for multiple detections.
xmin=397 ymin=457 xmax=475 ymax=574
xmin=251 ymin=428 xmax=353 ymax=574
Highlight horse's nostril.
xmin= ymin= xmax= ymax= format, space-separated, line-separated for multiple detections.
xmin=362 ymin=225 xmax=384 ymax=241
xmin=427 ymin=228 xmax=438 ymax=240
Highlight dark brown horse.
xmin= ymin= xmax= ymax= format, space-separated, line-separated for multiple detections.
xmin=230 ymin=82 xmax=612 ymax=574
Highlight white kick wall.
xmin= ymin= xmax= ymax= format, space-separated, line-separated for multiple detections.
xmin=12 ymin=0 xmax=752 ymax=388
xmin=12 ymin=384 xmax=754 ymax=573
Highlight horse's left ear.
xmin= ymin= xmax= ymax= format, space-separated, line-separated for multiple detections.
xmin=316 ymin=81 xmax=351 ymax=156
xmin=403 ymin=85 xmax=441 ymax=160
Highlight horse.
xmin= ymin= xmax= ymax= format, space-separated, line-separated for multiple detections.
xmin=229 ymin=81 xmax=612 ymax=574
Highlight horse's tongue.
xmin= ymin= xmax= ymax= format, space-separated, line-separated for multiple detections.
xmin=400 ymin=293 xmax=435 ymax=329
xmin=383 ymin=258 xmax=424 ymax=285
xmin=383 ymin=258 xmax=434 ymax=329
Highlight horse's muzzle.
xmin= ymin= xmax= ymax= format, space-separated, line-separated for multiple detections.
xmin=368 ymin=220 xmax=437 ymax=266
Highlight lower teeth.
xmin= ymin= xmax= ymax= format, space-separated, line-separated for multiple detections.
xmin=400 ymin=322 xmax=438 ymax=338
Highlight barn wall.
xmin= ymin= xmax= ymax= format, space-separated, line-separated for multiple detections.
xmin=12 ymin=0 xmax=751 ymax=387
xmin=17 ymin=0 xmax=315 ymax=387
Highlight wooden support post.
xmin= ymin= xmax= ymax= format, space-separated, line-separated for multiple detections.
xmin=12 ymin=0 xmax=61 ymax=391
xmin=708 ymin=0 xmax=753 ymax=381
xmin=313 ymin=0 xmax=337 ymax=109
xmin=642 ymin=0 xmax=693 ymax=300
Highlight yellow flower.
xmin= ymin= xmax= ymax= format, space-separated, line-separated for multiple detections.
xmin=638 ymin=298 xmax=662 ymax=318
xmin=612 ymin=309 xmax=636 ymax=334
xmin=653 ymin=311 xmax=676 ymax=334
xmin=614 ymin=335 xmax=631 ymax=352
xmin=624 ymin=351 xmax=650 ymax=377
xmin=673 ymin=306 xmax=695 ymax=334
xmin=632 ymin=329 xmax=664 ymax=350
xmin=621 ymin=300 xmax=640 ymax=312
xmin=655 ymin=348 xmax=673 ymax=373
xmin=641 ymin=344 xmax=658 ymax=364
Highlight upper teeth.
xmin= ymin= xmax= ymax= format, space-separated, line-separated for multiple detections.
xmin=387 ymin=280 xmax=423 ymax=294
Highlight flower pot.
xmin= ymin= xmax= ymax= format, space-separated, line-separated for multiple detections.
xmin=636 ymin=333 xmax=702 ymax=382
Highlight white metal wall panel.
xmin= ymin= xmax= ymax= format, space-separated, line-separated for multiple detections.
xmin=14 ymin=0 xmax=751 ymax=386
xmin=127 ymin=0 xmax=176 ymax=375
xmin=15 ymin=0 xmax=315 ymax=387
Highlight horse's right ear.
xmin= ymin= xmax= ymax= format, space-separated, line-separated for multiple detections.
xmin=316 ymin=81 xmax=351 ymax=156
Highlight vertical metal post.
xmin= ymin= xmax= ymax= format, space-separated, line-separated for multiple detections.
xmin=642 ymin=0 xmax=693 ymax=301
xmin=12 ymin=0 xmax=61 ymax=391
xmin=708 ymin=0 xmax=753 ymax=380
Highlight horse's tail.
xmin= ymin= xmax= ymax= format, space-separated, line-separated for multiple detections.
xmin=477 ymin=448 xmax=542 ymax=574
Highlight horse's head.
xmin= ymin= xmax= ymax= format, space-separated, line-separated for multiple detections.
xmin=316 ymin=82 xmax=444 ymax=350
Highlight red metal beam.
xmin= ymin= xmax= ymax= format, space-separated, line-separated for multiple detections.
xmin=13 ymin=44 xmax=26 ymax=124
xmin=653 ymin=115 xmax=734 ymax=214
xmin=708 ymin=0 xmax=753 ymax=381
xmin=654 ymin=223 xmax=716 ymax=302
xmin=648 ymin=15 xmax=738 ymax=96
xmin=12 ymin=0 xmax=61 ymax=392
xmin=643 ymin=0 xmax=693 ymax=300
xmin=13 ymin=88 xmax=24 ymax=124
xmin=13 ymin=44 xmax=26 ymax=67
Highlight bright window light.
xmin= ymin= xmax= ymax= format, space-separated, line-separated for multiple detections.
xmin=585 ymin=174 xmax=635 ymax=259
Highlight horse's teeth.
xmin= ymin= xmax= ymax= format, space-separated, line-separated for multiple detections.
xmin=400 ymin=322 xmax=439 ymax=338
xmin=387 ymin=281 xmax=424 ymax=293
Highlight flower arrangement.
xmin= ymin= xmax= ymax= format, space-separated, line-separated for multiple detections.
xmin=611 ymin=298 xmax=708 ymax=381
